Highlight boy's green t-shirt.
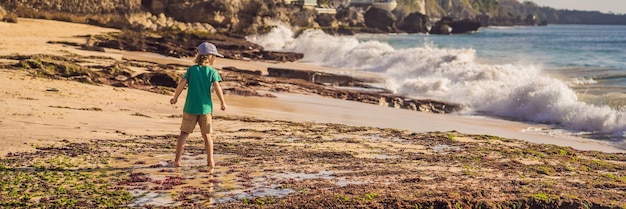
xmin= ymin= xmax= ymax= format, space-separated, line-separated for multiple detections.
xmin=183 ymin=65 xmax=222 ymax=115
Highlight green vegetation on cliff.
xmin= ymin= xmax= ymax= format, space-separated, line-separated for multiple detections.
xmin=1 ymin=0 xmax=625 ymax=35
xmin=422 ymin=0 xmax=626 ymax=25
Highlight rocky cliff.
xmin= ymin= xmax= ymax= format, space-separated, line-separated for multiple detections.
xmin=0 ymin=0 xmax=321 ymax=35
xmin=1 ymin=0 xmax=142 ymax=14
xmin=1 ymin=0 xmax=446 ymax=35
xmin=425 ymin=0 xmax=626 ymax=26
xmin=2 ymin=0 xmax=625 ymax=36
xmin=141 ymin=0 xmax=316 ymax=34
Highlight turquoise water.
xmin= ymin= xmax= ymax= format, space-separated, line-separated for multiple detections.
xmin=380 ymin=25 xmax=626 ymax=69
xmin=248 ymin=24 xmax=626 ymax=147
xmin=359 ymin=25 xmax=626 ymax=89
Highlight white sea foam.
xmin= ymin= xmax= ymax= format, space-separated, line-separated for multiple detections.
xmin=246 ymin=23 xmax=297 ymax=51
xmin=570 ymin=77 xmax=597 ymax=85
xmin=247 ymin=25 xmax=626 ymax=138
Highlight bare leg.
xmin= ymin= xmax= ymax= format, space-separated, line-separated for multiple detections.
xmin=174 ymin=131 xmax=190 ymax=167
xmin=202 ymin=134 xmax=214 ymax=167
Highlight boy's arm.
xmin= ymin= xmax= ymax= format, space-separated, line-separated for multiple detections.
xmin=170 ymin=78 xmax=188 ymax=104
xmin=213 ymin=81 xmax=227 ymax=111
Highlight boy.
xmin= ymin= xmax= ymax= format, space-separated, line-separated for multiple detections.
xmin=170 ymin=42 xmax=227 ymax=167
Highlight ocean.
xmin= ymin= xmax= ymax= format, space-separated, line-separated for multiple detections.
xmin=246 ymin=24 xmax=626 ymax=148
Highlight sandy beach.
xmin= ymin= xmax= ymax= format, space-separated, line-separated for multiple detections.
xmin=1 ymin=19 xmax=622 ymax=155
xmin=1 ymin=18 xmax=625 ymax=208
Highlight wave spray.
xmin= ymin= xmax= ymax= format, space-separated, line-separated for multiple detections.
xmin=247 ymin=25 xmax=626 ymax=141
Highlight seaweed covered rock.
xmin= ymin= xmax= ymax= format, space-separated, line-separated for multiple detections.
xmin=14 ymin=55 xmax=97 ymax=81
xmin=133 ymin=71 xmax=179 ymax=88
xmin=89 ymin=29 xmax=304 ymax=62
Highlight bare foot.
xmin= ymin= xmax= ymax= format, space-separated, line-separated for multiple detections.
xmin=174 ymin=161 xmax=181 ymax=167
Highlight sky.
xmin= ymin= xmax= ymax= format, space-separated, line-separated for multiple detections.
xmin=521 ymin=0 xmax=626 ymax=14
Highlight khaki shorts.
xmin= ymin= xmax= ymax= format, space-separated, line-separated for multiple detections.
xmin=180 ymin=112 xmax=213 ymax=134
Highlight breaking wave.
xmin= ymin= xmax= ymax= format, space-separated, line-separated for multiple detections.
xmin=247 ymin=25 xmax=626 ymax=140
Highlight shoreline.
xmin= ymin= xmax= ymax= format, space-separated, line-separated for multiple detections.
xmin=122 ymin=48 xmax=626 ymax=154
xmin=120 ymin=51 xmax=626 ymax=153
xmin=226 ymin=92 xmax=626 ymax=153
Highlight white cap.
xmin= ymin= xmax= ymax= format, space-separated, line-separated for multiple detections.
xmin=197 ymin=42 xmax=224 ymax=57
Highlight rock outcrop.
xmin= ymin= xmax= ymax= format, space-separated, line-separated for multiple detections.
xmin=1 ymin=0 xmax=142 ymax=14
xmin=397 ymin=12 xmax=429 ymax=33
xmin=0 ymin=4 xmax=17 ymax=23
xmin=2 ymin=0 xmax=486 ymax=35
xmin=429 ymin=17 xmax=454 ymax=34
xmin=448 ymin=18 xmax=481 ymax=34
xmin=335 ymin=7 xmax=366 ymax=28
xmin=126 ymin=12 xmax=217 ymax=32
xmin=0 ymin=5 xmax=6 ymax=20
xmin=317 ymin=13 xmax=339 ymax=28
xmin=2 ymin=0 xmax=314 ymax=35
xmin=87 ymin=29 xmax=304 ymax=62
xmin=430 ymin=17 xmax=481 ymax=34
xmin=141 ymin=0 xmax=312 ymax=34
xmin=1 ymin=54 xmax=462 ymax=113
xmin=364 ymin=7 xmax=398 ymax=33
xmin=267 ymin=67 xmax=373 ymax=85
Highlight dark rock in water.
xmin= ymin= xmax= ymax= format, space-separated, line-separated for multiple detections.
xmin=364 ymin=7 xmax=398 ymax=33
xmin=430 ymin=16 xmax=454 ymax=34
xmin=430 ymin=17 xmax=480 ymax=34
xmin=448 ymin=19 xmax=481 ymax=34
xmin=397 ymin=12 xmax=429 ymax=33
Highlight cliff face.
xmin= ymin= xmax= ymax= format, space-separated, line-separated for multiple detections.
xmin=2 ymin=0 xmax=624 ymax=37
xmin=142 ymin=0 xmax=312 ymax=34
xmin=0 ymin=0 xmax=142 ymax=14
xmin=425 ymin=0 xmax=626 ymax=26
xmin=0 ymin=4 xmax=5 ymax=18
xmin=0 ymin=0 xmax=317 ymax=35
xmin=0 ymin=0 xmax=456 ymax=35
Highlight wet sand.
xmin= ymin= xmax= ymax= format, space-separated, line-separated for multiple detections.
xmin=225 ymin=93 xmax=625 ymax=153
